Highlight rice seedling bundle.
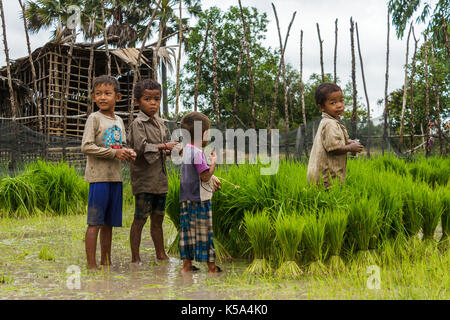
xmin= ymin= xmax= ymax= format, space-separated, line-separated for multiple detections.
xmin=0 ymin=175 xmax=37 ymax=217
xmin=376 ymin=175 xmax=405 ymax=240
xmin=409 ymin=159 xmax=449 ymax=188
xmin=244 ymin=210 xmax=273 ymax=275
xmin=420 ymin=188 xmax=444 ymax=241
xmin=274 ymin=212 xmax=305 ymax=278
xmin=346 ymin=196 xmax=382 ymax=264
xmin=24 ymin=161 xmax=88 ymax=215
xmin=438 ymin=187 xmax=449 ymax=244
xmin=212 ymin=164 xmax=276 ymax=257
xmin=302 ymin=213 xmax=327 ymax=274
xmin=323 ymin=209 xmax=348 ymax=272
xmin=402 ymin=184 xmax=424 ymax=237
xmin=166 ymin=170 xmax=181 ymax=231
xmin=38 ymin=246 xmax=55 ymax=261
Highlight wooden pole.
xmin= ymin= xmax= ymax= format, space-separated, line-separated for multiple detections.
xmin=423 ymin=35 xmax=431 ymax=157
xmin=233 ymin=39 xmax=245 ymax=129
xmin=175 ymin=0 xmax=183 ymax=118
xmin=272 ymin=3 xmax=296 ymax=156
xmin=63 ymin=29 xmax=76 ymax=140
xmin=355 ymin=22 xmax=371 ymax=158
xmin=316 ymin=22 xmax=325 ymax=83
xmin=19 ymin=0 xmax=42 ymax=131
xmin=383 ymin=10 xmax=390 ymax=156
xmin=87 ymin=10 xmax=97 ymax=116
xmin=409 ymin=26 xmax=418 ymax=151
xmin=211 ymin=28 xmax=220 ymax=124
xmin=194 ymin=19 xmax=210 ymax=112
xmin=443 ymin=17 xmax=450 ymax=57
xmin=269 ymin=5 xmax=296 ymax=130
xmin=101 ymin=0 xmax=111 ymax=75
xmin=238 ymin=0 xmax=256 ymax=129
xmin=153 ymin=20 xmax=164 ymax=82
xmin=350 ymin=17 xmax=357 ymax=139
xmin=130 ymin=0 xmax=161 ymax=124
xmin=334 ymin=18 xmax=338 ymax=84
xmin=0 ymin=0 xmax=18 ymax=170
xmin=399 ymin=23 xmax=412 ymax=146
xmin=300 ymin=30 xmax=307 ymax=156
xmin=0 ymin=0 xmax=17 ymax=120
xmin=430 ymin=41 xmax=445 ymax=155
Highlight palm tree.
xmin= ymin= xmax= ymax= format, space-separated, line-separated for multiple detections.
xmin=25 ymin=0 xmax=150 ymax=45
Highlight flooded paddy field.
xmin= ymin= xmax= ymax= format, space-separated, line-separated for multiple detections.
xmin=0 ymin=212 xmax=448 ymax=300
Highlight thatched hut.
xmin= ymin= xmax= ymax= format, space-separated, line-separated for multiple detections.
xmin=0 ymin=40 xmax=154 ymax=139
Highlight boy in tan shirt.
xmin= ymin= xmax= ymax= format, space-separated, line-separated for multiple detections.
xmin=128 ymin=79 xmax=179 ymax=264
xmin=81 ymin=75 xmax=136 ymax=270
xmin=307 ymin=83 xmax=363 ymax=189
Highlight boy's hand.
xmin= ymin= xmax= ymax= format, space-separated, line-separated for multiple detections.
xmin=115 ymin=148 xmax=136 ymax=162
xmin=348 ymin=141 xmax=364 ymax=154
xmin=211 ymin=175 xmax=221 ymax=191
xmin=164 ymin=141 xmax=179 ymax=151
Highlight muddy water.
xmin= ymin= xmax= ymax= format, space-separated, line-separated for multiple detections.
xmin=0 ymin=224 xmax=309 ymax=300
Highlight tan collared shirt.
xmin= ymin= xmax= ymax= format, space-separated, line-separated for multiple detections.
xmin=81 ymin=111 xmax=126 ymax=183
xmin=128 ymin=111 xmax=170 ymax=195
xmin=307 ymin=112 xmax=349 ymax=188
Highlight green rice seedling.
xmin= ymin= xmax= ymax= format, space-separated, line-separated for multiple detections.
xmin=274 ymin=212 xmax=305 ymax=278
xmin=24 ymin=160 xmax=88 ymax=215
xmin=420 ymin=188 xmax=444 ymax=242
xmin=38 ymin=246 xmax=55 ymax=261
xmin=323 ymin=209 xmax=348 ymax=272
xmin=164 ymin=170 xmax=182 ymax=256
xmin=345 ymin=196 xmax=382 ymax=265
xmin=302 ymin=212 xmax=327 ymax=274
xmin=165 ymin=170 xmax=181 ymax=231
xmin=0 ymin=175 xmax=37 ymax=217
xmin=244 ymin=210 xmax=273 ymax=275
xmin=438 ymin=187 xmax=449 ymax=248
xmin=167 ymin=233 xmax=180 ymax=256
xmin=0 ymin=270 xmax=13 ymax=284
xmin=402 ymin=183 xmax=423 ymax=237
xmin=408 ymin=159 xmax=449 ymax=188
xmin=376 ymin=175 xmax=405 ymax=241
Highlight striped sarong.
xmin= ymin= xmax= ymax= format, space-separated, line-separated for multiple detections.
xmin=179 ymin=200 xmax=215 ymax=263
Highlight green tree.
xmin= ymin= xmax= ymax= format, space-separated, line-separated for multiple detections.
xmin=388 ymin=0 xmax=449 ymax=53
xmin=387 ymin=45 xmax=449 ymax=135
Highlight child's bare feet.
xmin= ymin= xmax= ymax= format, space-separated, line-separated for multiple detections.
xmin=181 ymin=259 xmax=199 ymax=272
xmin=207 ymin=262 xmax=222 ymax=273
xmin=181 ymin=266 xmax=200 ymax=273
xmin=156 ymin=253 xmax=169 ymax=261
xmin=87 ymin=264 xmax=102 ymax=271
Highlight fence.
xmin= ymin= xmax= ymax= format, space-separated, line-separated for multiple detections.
xmin=1 ymin=114 xmax=447 ymax=175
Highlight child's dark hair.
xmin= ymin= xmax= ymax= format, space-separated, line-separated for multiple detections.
xmin=315 ymin=83 xmax=342 ymax=107
xmin=134 ymin=78 xmax=162 ymax=101
xmin=180 ymin=112 xmax=211 ymax=140
xmin=93 ymin=75 xmax=120 ymax=93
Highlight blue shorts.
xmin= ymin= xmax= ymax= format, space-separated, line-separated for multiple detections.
xmin=87 ymin=182 xmax=123 ymax=227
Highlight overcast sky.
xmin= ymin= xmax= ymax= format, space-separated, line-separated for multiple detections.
xmin=1 ymin=0 xmax=430 ymax=118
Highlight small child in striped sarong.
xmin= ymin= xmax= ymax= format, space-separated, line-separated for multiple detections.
xmin=179 ymin=112 xmax=222 ymax=273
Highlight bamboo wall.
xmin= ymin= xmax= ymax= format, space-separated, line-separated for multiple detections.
xmin=4 ymin=43 xmax=153 ymax=139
